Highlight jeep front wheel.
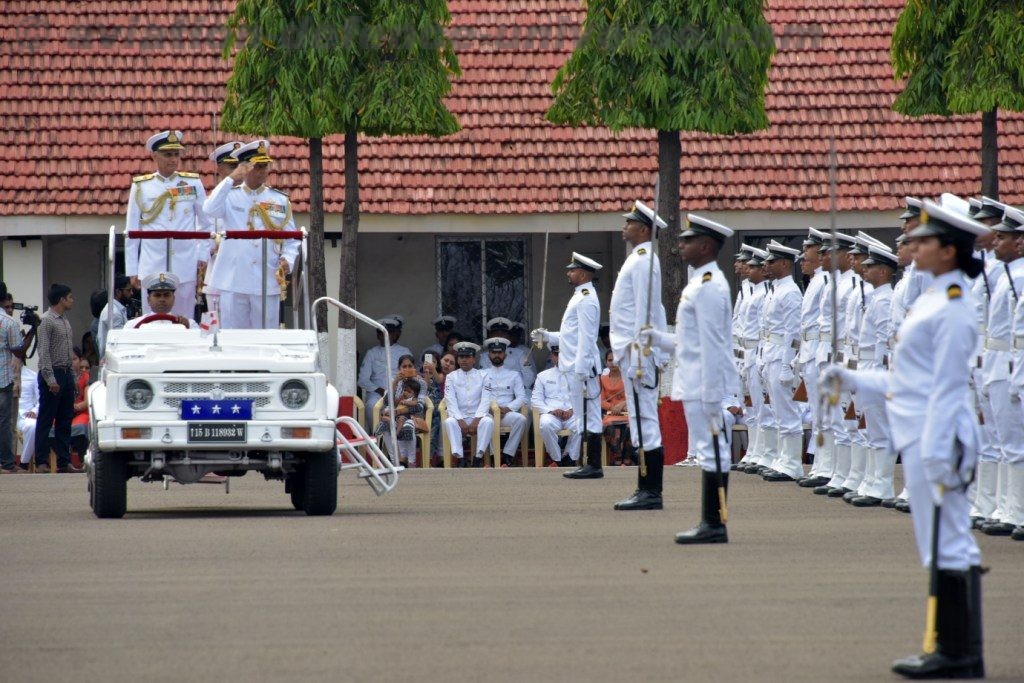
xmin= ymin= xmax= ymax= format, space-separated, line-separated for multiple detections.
xmin=92 ymin=450 xmax=128 ymax=518
xmin=303 ymin=447 xmax=338 ymax=516
xmin=287 ymin=471 xmax=306 ymax=511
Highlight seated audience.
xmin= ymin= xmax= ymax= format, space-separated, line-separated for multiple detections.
xmin=531 ymin=345 xmax=580 ymax=466
xmin=600 ymin=349 xmax=632 ymax=465
xmin=376 ymin=354 xmax=426 ymax=467
xmin=358 ymin=315 xmax=411 ymax=419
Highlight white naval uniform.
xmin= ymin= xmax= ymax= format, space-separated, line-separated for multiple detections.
xmin=798 ymin=268 xmax=829 ymax=476
xmin=981 ymin=258 xmax=1024 ymax=526
xmin=357 ymin=343 xmax=413 ymax=417
xmin=739 ymin=281 xmax=770 ymax=466
xmin=889 ymin=263 xmax=929 ymax=502
xmin=856 ymin=282 xmax=895 ymax=500
xmin=17 ymin=366 xmax=39 ymax=466
xmin=482 ymin=364 xmax=528 ymax=457
xmin=760 ymin=274 xmax=804 ymax=478
xmin=479 ymin=346 xmax=537 ymax=392
xmin=847 ymin=271 xmax=981 ymax=570
xmin=608 ymin=241 xmax=667 ymax=450
xmin=546 ymin=281 xmax=603 ymax=436
xmin=202 ymin=177 xmax=301 ymax=329
xmin=532 ymin=367 xmax=581 ymax=462
xmin=969 ymin=252 xmax=1001 ymax=520
xmin=124 ymin=171 xmax=210 ymax=318
xmin=820 ymin=270 xmax=857 ymax=488
xmin=1008 ymin=285 xmax=1024 ymax=528
xmin=838 ymin=275 xmax=874 ymax=493
xmin=732 ymin=279 xmax=751 ymax=374
xmin=652 ymin=262 xmax=737 ymax=473
xmin=96 ymin=298 xmax=128 ymax=360
xmin=443 ymin=368 xmax=493 ymax=459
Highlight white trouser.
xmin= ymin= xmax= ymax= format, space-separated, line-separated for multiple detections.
xmin=799 ymin=359 xmax=820 ymax=453
xmin=970 ymin=460 xmax=999 ymax=519
xmin=863 ymin=447 xmax=896 ymax=500
xmin=753 ymin=360 xmax=777 ymax=432
xmin=493 ymin=410 xmax=528 ymax=456
xmin=443 ymin=415 xmax=494 ymax=459
xmin=1003 ymin=464 xmax=1024 ymax=527
xmin=18 ymin=417 xmax=36 ymax=465
xmin=539 ymin=413 xmax=580 ymax=462
xmin=827 ymin=391 xmax=854 ymax=446
xmin=765 ymin=361 xmax=802 ymax=437
xmin=141 ymin=280 xmax=196 ymax=319
xmin=396 ymin=434 xmax=417 ymax=466
xmin=902 ymin=441 xmax=981 ymax=571
xmin=217 ymin=291 xmax=280 ymax=329
xmin=619 ymin=366 xmax=661 ymax=450
xmin=568 ymin=374 xmax=603 ymax=435
xmin=682 ymin=400 xmax=728 ymax=473
xmin=976 ymin=381 xmax=1001 ymax=464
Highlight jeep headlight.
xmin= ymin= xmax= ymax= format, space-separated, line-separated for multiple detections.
xmin=280 ymin=380 xmax=310 ymax=409
xmin=124 ymin=380 xmax=154 ymax=410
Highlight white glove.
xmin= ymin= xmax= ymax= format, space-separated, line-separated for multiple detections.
xmin=574 ymin=372 xmax=589 ymax=385
xmin=636 ymin=326 xmax=673 ymax=354
xmin=1010 ymin=384 xmax=1022 ymax=403
xmin=818 ymin=364 xmax=852 ymax=396
xmin=530 ymin=328 xmax=548 ymax=346
xmin=703 ymin=401 xmax=723 ymax=433
xmin=921 ymin=457 xmax=956 ymax=506
xmin=779 ymin=365 xmax=796 ymax=387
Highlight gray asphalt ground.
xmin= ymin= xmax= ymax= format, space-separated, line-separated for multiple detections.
xmin=1 ymin=467 xmax=1021 ymax=683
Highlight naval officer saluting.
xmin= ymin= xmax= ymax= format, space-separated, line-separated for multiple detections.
xmin=202 ymin=140 xmax=300 ymax=329
xmin=532 ymin=252 xmax=604 ymax=478
xmin=639 ymin=215 xmax=739 ymax=542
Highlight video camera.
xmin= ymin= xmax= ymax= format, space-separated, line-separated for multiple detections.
xmin=12 ymin=303 xmax=40 ymax=328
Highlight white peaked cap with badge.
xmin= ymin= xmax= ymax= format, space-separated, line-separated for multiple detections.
xmin=566 ymin=252 xmax=603 ymax=272
xmin=146 ymin=130 xmax=184 ymax=152
xmin=765 ymin=240 xmax=801 ymax=261
xmin=432 ymin=315 xmax=457 ymax=327
xmin=209 ymin=141 xmax=242 ymax=164
xmin=142 ymin=272 xmax=180 ymax=291
xmin=908 ymin=200 xmax=991 ymax=240
xmin=863 ymin=244 xmax=898 ymax=268
xmin=232 ymin=139 xmax=273 ymax=163
xmin=683 ymin=214 xmax=734 ymax=241
xmin=1003 ymin=205 xmax=1024 ymax=231
xmin=623 ymin=200 xmax=668 ymax=232
xmin=454 ymin=341 xmax=481 ymax=356
xmin=483 ymin=337 xmax=510 ymax=351
xmin=377 ymin=315 xmax=403 ymax=328
xmin=939 ymin=192 xmax=972 ymax=217
xmin=485 ymin=316 xmax=515 ymax=330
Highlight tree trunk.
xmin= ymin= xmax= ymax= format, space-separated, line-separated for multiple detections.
xmin=335 ymin=124 xmax=360 ymax=395
xmin=657 ymin=130 xmax=683 ymax=323
xmin=307 ymin=137 xmax=327 ymax=332
xmin=340 ymin=127 xmax=359 ymax=327
xmin=980 ymin=108 xmax=998 ymax=199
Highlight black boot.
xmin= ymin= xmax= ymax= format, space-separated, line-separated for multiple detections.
xmin=675 ymin=471 xmax=729 ymax=544
xmin=564 ymin=434 xmax=604 ymax=479
xmin=967 ymin=566 xmax=985 ymax=678
xmin=892 ymin=570 xmax=982 ymax=679
xmin=500 ymin=453 xmax=515 ymax=468
xmin=614 ymin=448 xmax=664 ymax=510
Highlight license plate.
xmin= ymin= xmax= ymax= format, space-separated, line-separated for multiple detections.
xmin=187 ymin=423 xmax=247 ymax=443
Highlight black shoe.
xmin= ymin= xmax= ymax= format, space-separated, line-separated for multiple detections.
xmin=1011 ymin=526 xmax=1024 ymax=541
xmin=500 ymin=453 xmax=515 ymax=468
xmin=826 ymin=486 xmax=851 ymax=498
xmin=730 ymin=462 xmax=743 ymax=472
xmin=812 ymin=484 xmax=833 ymax=495
xmin=614 ymin=489 xmax=663 ymax=511
xmin=473 ymin=456 xmax=484 ymax=468
xmin=895 ymin=500 xmax=911 ymax=513
xmin=798 ymin=475 xmax=829 ymax=488
xmin=755 ymin=466 xmax=774 ymax=476
xmin=851 ymin=495 xmax=882 ymax=507
xmin=881 ymin=497 xmax=898 ymax=508
xmin=675 ymin=521 xmax=728 ymax=544
xmin=564 ymin=464 xmax=603 ymax=479
xmin=980 ymin=521 xmax=1013 ymax=536
xmin=842 ymin=490 xmax=860 ymax=503
xmin=762 ymin=471 xmax=795 ymax=482
xmin=891 ymin=652 xmax=984 ymax=679
xmin=970 ymin=516 xmax=986 ymax=530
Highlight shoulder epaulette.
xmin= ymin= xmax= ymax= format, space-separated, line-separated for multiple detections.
xmin=947 ymin=284 xmax=963 ymax=300
xmin=267 ymin=186 xmax=289 ymax=197
xmin=581 ymin=288 xmax=590 ymax=295
xmin=637 ymin=248 xmax=647 ymax=256
xmin=132 ymin=173 xmax=155 ymax=183
xmin=702 ymin=272 xmax=713 ymax=283
xmin=177 ymin=172 xmax=200 ymax=179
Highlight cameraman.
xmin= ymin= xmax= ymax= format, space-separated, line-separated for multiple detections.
xmin=0 ymin=283 xmax=25 ymax=473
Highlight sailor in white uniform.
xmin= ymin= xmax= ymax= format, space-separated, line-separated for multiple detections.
xmin=531 ymin=345 xmax=581 ymax=465
xmin=443 ymin=342 xmax=494 ymax=466
xmin=201 ymin=141 xmax=242 ymax=312
xmin=423 ymin=315 xmax=457 ymax=359
xmin=124 ymin=272 xmax=199 ymax=329
xmin=822 ymin=201 xmax=987 ymax=680
xmin=639 ymin=214 xmax=739 ymax=543
xmin=1008 ymin=206 xmax=1024 ymax=541
xmin=202 ymin=140 xmax=300 ymax=329
xmin=124 ymin=130 xmax=210 ymax=318
xmin=735 ymin=247 xmax=770 ymax=472
xmin=481 ymin=337 xmax=529 ymax=467
xmin=532 ymin=252 xmax=604 ymax=479
xmin=357 ymin=315 xmax=413 ymax=418
xmin=609 ymin=201 xmax=669 ymax=511
xmin=480 ymin=317 xmax=536 ymax=391
xmin=795 ymin=228 xmax=831 ymax=486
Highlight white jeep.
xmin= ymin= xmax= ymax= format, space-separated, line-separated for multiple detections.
xmin=88 ymin=228 xmax=400 ymax=518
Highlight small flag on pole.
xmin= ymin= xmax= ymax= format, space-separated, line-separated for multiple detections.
xmin=199 ymin=310 xmax=220 ymax=337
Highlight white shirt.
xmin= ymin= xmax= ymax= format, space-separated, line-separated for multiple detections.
xmin=532 ymin=367 xmax=573 ymax=414
xmin=760 ymin=275 xmax=801 ymax=364
xmin=859 ymin=283 xmax=893 ymax=370
xmin=668 ymin=261 xmax=738 ymax=403
xmin=548 ymin=281 xmax=601 ymax=377
xmin=17 ymin=365 xmax=39 ymax=427
xmin=482 ymin=364 xmax=527 ymax=411
xmin=202 ymin=178 xmax=301 ymax=295
xmin=797 ymin=268 xmax=828 ymax=363
xmin=96 ymin=298 xmax=127 ymax=359
xmin=982 ymin=258 xmax=1024 ymax=385
xmin=844 ymin=275 xmax=874 ymax=359
xmin=608 ymin=241 xmax=667 ymax=369
xmin=817 ymin=269 xmax=855 ymax=363
xmin=443 ymin=368 xmax=490 ymax=421
xmin=125 ymin=171 xmax=210 ymax=282
xmin=357 ymin=344 xmax=413 ymax=396
xmin=479 ymin=345 xmax=536 ymax=389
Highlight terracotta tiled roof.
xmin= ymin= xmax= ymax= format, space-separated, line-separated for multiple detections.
xmin=2 ymin=0 xmax=1022 ymax=217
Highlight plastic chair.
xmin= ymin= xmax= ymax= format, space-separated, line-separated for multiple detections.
xmin=372 ymin=396 xmax=433 ymax=468
xmin=531 ymin=407 xmax=574 ymax=468
xmin=490 ymin=402 xmax=529 ymax=468
xmin=437 ymin=399 xmax=479 ymax=468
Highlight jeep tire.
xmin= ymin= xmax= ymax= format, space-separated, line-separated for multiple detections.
xmin=288 ymin=471 xmax=306 ymax=511
xmin=92 ymin=450 xmax=128 ymax=519
xmin=303 ymin=447 xmax=338 ymax=516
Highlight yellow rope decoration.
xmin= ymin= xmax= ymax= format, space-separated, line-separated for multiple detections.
xmin=248 ymin=199 xmax=293 ymax=301
xmin=136 ymin=188 xmax=177 ymax=225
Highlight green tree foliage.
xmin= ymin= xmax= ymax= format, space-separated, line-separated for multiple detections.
xmin=547 ymin=0 xmax=775 ymax=133
xmin=221 ymin=0 xmax=460 ymax=138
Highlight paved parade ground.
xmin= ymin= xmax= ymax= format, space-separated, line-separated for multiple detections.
xmin=1 ymin=468 xmax=1021 ymax=683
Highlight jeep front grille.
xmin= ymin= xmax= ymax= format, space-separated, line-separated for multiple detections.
xmin=159 ymin=380 xmax=274 ymax=411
